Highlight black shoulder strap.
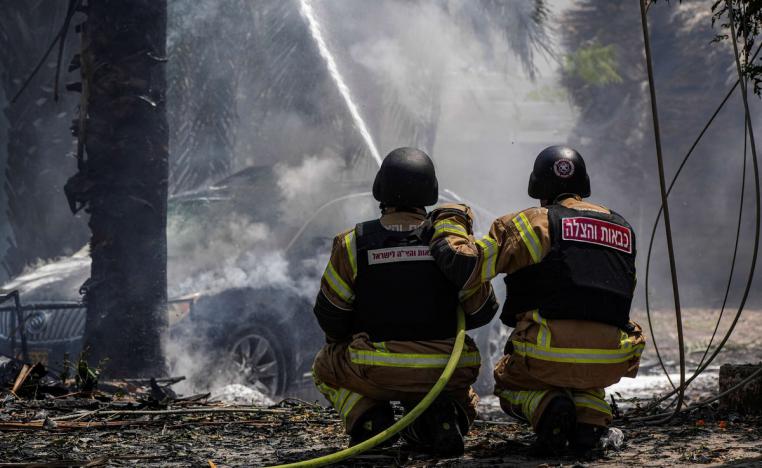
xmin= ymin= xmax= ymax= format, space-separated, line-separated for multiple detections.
xmin=405 ymin=217 xmax=433 ymax=244
xmin=546 ymin=204 xmax=570 ymax=245
xmin=547 ymin=203 xmax=575 ymax=218
xmin=355 ymin=219 xmax=384 ymax=251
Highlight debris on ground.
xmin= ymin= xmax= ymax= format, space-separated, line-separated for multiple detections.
xmin=2 ymin=308 xmax=762 ymax=466
xmin=210 ymin=383 xmax=274 ymax=407
xmin=1 ymin=361 xmax=761 ymax=467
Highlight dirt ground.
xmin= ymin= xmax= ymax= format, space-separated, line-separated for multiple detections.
xmin=1 ymin=308 xmax=761 ymax=467
xmin=1 ymin=397 xmax=760 ymax=467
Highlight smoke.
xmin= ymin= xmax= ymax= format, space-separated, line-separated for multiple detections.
xmin=310 ymin=0 xmax=569 ymax=216
xmin=165 ymin=153 xmax=355 ymax=303
xmin=561 ymin=0 xmax=762 ymax=309
xmin=167 ymin=1 xmax=222 ymax=49
xmin=275 ymin=152 xmax=345 ymax=213
xmin=168 ymin=220 xmax=290 ymax=298
xmin=164 ymin=153 xmax=361 ymax=393
xmin=5 ymin=0 xmax=760 ymax=396
xmin=159 ymin=0 xmax=571 ymax=397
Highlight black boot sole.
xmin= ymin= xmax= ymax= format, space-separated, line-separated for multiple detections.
xmin=401 ymin=397 xmax=465 ymax=457
xmin=536 ymin=395 xmax=576 ymax=454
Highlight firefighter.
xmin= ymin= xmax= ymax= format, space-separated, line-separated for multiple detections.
xmin=427 ymin=146 xmax=646 ymax=454
xmin=311 ymin=147 xmax=498 ymax=455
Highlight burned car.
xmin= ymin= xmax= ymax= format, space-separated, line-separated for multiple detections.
xmin=0 ymin=165 xmax=505 ymax=397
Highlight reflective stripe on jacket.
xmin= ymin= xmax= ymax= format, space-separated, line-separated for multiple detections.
xmin=315 ymin=209 xmax=496 ymax=340
xmin=498 ymin=311 xmax=645 ymax=390
xmin=430 ymin=196 xmax=611 ymax=291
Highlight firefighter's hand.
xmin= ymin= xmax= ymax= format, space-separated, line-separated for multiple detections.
xmin=429 ymin=203 xmax=474 ymax=233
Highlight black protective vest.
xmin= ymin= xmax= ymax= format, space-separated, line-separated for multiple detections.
xmin=351 ymin=219 xmax=460 ymax=342
xmin=502 ymin=204 xmax=636 ymax=329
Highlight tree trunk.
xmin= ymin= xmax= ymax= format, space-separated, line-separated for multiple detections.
xmin=75 ymin=0 xmax=168 ymax=377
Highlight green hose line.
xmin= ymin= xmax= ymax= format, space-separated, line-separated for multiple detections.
xmin=267 ymin=308 xmax=467 ymax=468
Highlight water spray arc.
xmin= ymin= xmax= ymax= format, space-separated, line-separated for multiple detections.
xmin=264 ymin=5 xmax=465 ymax=466
xmin=298 ymin=0 xmax=382 ymax=167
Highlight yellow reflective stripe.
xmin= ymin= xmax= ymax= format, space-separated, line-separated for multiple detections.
xmin=512 ymin=213 xmax=542 ymax=264
xmin=520 ymin=213 xmax=542 ymax=254
xmin=498 ymin=389 xmax=547 ymax=421
xmin=335 ymin=388 xmax=350 ymax=410
xmin=313 ymin=370 xmax=340 ymax=405
xmin=496 ymin=390 xmax=531 ymax=422
xmin=372 ymin=341 xmax=389 ymax=353
xmin=511 ymin=339 xmax=645 ymax=364
xmin=583 ymin=389 xmax=606 ymax=399
xmin=459 ymin=286 xmax=480 ymax=301
xmin=476 ymin=236 xmax=498 ymax=282
xmin=344 ymin=230 xmax=357 ymax=280
xmin=497 ymin=389 xmax=528 ymax=406
xmin=524 ymin=390 xmax=547 ymax=420
xmin=316 ymin=378 xmax=365 ymax=423
xmin=348 ymin=347 xmax=481 ymax=368
xmin=574 ymin=394 xmax=612 ymax=416
xmin=317 ymin=382 xmax=336 ymax=400
xmin=432 ymin=220 xmax=468 ymax=240
xmin=323 ymin=261 xmax=354 ymax=303
xmin=619 ymin=330 xmax=633 ymax=349
xmin=532 ymin=310 xmax=551 ymax=349
xmin=341 ymin=392 xmax=363 ymax=421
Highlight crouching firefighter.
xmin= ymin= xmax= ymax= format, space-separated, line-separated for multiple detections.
xmin=311 ymin=147 xmax=498 ymax=455
xmin=427 ymin=146 xmax=646 ymax=454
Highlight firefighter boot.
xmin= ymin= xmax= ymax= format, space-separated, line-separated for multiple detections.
xmin=349 ymin=403 xmax=398 ymax=447
xmin=401 ymin=395 xmax=465 ymax=457
xmin=570 ymin=422 xmax=607 ymax=456
xmin=535 ymin=394 xmax=576 ymax=453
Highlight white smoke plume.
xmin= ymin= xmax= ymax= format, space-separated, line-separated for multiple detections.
xmin=165 ymin=153 xmax=360 ymax=394
xmin=9 ymin=0 xmax=761 ymax=399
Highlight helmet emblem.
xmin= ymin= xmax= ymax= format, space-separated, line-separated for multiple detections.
xmin=553 ymin=160 xmax=575 ymax=178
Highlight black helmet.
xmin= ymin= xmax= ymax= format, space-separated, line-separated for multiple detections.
xmin=528 ymin=145 xmax=591 ymax=200
xmin=373 ymin=147 xmax=439 ymax=207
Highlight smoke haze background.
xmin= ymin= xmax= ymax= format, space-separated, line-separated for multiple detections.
xmin=1 ymin=0 xmax=761 ymax=394
xmin=162 ymin=0 xmax=762 ymax=339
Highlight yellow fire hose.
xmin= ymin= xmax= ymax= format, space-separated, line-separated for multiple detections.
xmin=267 ymin=308 xmax=467 ymax=467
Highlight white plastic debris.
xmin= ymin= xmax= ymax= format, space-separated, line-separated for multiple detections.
xmin=210 ymin=383 xmax=274 ymax=406
xmin=600 ymin=427 xmax=625 ymax=450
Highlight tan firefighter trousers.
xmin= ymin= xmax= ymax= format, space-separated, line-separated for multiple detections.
xmin=312 ymin=332 xmax=482 ymax=433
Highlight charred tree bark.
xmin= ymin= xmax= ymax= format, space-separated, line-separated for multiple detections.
xmin=719 ymin=363 xmax=762 ymax=415
xmin=73 ymin=0 xmax=168 ymax=377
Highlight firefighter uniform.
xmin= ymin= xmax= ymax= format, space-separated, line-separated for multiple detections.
xmin=312 ymin=207 xmax=498 ymax=437
xmin=428 ymin=195 xmax=646 ymax=433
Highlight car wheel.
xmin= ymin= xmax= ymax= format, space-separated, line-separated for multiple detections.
xmin=181 ymin=288 xmax=298 ymax=399
xmin=225 ymin=324 xmax=290 ymax=397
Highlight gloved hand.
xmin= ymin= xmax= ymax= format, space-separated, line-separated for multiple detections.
xmin=428 ymin=203 xmax=474 ymax=234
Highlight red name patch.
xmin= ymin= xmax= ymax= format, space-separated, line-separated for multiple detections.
xmin=561 ymin=217 xmax=632 ymax=254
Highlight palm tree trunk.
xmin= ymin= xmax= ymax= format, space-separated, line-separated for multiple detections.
xmin=75 ymin=0 xmax=168 ymax=377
